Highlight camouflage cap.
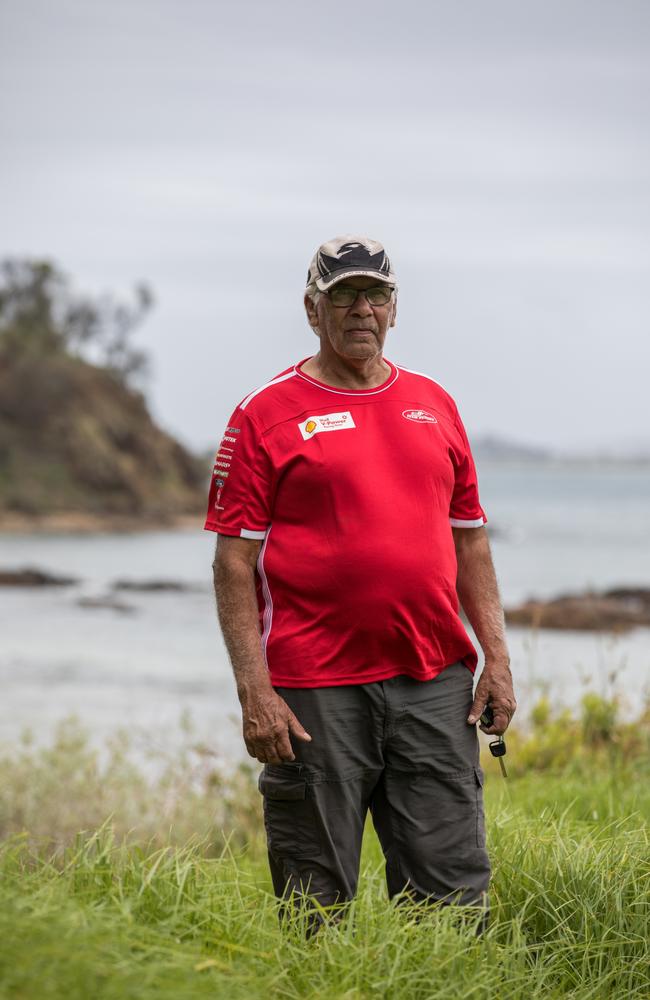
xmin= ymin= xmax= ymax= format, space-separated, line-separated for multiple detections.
xmin=306 ymin=235 xmax=396 ymax=292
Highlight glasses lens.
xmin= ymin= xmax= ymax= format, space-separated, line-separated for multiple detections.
xmin=329 ymin=286 xmax=357 ymax=306
xmin=365 ymin=286 xmax=392 ymax=305
xmin=329 ymin=285 xmax=392 ymax=307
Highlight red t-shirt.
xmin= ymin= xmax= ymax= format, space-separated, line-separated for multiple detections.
xmin=204 ymin=358 xmax=486 ymax=687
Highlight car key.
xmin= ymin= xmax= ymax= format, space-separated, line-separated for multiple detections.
xmin=489 ymin=736 xmax=508 ymax=778
xmin=480 ymin=706 xmax=508 ymax=778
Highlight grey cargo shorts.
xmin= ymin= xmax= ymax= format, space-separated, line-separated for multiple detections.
xmin=258 ymin=662 xmax=490 ymax=916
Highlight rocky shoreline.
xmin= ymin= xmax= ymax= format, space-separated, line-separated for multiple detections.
xmin=0 ymin=569 xmax=203 ymax=591
xmin=0 ymin=512 xmax=202 ymax=535
xmin=2 ymin=565 xmax=649 ymax=633
xmin=0 ymin=566 xmax=209 ymax=615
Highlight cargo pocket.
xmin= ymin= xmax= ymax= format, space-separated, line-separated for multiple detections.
xmin=432 ymin=766 xmax=484 ymax=853
xmin=258 ymin=764 xmax=321 ymax=860
xmin=474 ymin=766 xmax=486 ymax=849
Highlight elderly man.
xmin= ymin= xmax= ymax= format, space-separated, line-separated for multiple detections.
xmin=205 ymin=235 xmax=516 ymax=926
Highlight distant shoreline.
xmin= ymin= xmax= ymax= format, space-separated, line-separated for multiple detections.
xmin=0 ymin=511 xmax=204 ymax=535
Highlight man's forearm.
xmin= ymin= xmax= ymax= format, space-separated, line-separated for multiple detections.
xmin=212 ymin=535 xmax=311 ymax=763
xmin=453 ymin=526 xmax=516 ymax=733
xmin=212 ymin=539 xmax=272 ymax=703
xmin=453 ymin=526 xmax=509 ymax=662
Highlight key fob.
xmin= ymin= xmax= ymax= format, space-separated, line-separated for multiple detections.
xmin=489 ymin=738 xmax=507 ymax=758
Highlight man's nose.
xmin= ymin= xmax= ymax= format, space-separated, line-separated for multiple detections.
xmin=350 ymin=291 xmax=373 ymax=315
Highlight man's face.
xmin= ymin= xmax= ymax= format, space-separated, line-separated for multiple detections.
xmin=304 ymin=275 xmax=397 ymax=363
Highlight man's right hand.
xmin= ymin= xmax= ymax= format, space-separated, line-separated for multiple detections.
xmin=241 ymin=688 xmax=312 ymax=764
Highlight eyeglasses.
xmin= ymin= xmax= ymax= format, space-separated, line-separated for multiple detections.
xmin=326 ymin=284 xmax=393 ymax=308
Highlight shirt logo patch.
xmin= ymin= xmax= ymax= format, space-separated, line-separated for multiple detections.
xmin=402 ymin=409 xmax=438 ymax=424
xmin=298 ymin=411 xmax=356 ymax=440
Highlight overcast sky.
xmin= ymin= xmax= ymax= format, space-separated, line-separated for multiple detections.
xmin=2 ymin=0 xmax=649 ymax=454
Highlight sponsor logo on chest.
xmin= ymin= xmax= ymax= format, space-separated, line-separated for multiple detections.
xmin=402 ymin=409 xmax=438 ymax=424
xmin=298 ymin=411 xmax=356 ymax=440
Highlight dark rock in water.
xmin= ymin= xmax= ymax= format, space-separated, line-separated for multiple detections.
xmin=77 ymin=594 xmax=136 ymax=614
xmin=111 ymin=578 xmax=198 ymax=592
xmin=505 ymin=589 xmax=650 ymax=632
xmin=0 ymin=567 xmax=79 ymax=587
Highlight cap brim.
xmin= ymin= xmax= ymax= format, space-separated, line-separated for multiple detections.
xmin=314 ymin=268 xmax=396 ymax=292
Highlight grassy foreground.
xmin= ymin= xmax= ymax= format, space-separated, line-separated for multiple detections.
xmin=1 ymin=696 xmax=649 ymax=999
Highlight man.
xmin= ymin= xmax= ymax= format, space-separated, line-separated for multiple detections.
xmin=205 ymin=235 xmax=516 ymax=927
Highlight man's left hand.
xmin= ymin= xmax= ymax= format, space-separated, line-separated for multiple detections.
xmin=467 ymin=658 xmax=516 ymax=735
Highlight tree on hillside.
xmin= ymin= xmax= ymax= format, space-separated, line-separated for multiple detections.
xmin=0 ymin=258 xmax=153 ymax=386
xmin=0 ymin=258 xmax=205 ymax=521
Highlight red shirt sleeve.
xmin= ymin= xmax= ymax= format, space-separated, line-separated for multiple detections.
xmin=448 ymin=407 xmax=487 ymax=527
xmin=204 ymin=406 xmax=275 ymax=538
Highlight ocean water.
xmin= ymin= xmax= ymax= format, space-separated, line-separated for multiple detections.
xmin=1 ymin=461 xmax=649 ymax=757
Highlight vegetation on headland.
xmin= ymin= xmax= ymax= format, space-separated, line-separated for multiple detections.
xmin=1 ymin=693 xmax=648 ymax=998
xmin=0 ymin=259 xmax=206 ymax=530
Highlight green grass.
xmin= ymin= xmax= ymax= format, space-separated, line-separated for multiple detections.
xmin=1 ymin=698 xmax=649 ymax=999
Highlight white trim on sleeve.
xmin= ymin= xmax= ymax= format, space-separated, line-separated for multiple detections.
xmin=257 ymin=526 xmax=274 ymax=669
xmin=450 ymin=517 xmax=485 ymax=528
xmin=240 ymin=527 xmax=267 ymax=539
xmin=395 ymin=364 xmax=450 ymax=395
xmin=239 ymin=370 xmax=297 ymax=410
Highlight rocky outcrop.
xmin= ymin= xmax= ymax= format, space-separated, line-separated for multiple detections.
xmin=0 ymin=567 xmax=79 ymax=586
xmin=0 ymin=352 xmax=207 ymax=528
xmin=505 ymin=588 xmax=650 ymax=632
xmin=112 ymin=578 xmax=200 ymax=592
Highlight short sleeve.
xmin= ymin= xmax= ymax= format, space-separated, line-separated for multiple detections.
xmin=204 ymin=406 xmax=275 ymax=538
xmin=449 ymin=407 xmax=487 ymax=528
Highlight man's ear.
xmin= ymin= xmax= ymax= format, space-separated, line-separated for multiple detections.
xmin=389 ymin=296 xmax=397 ymax=328
xmin=304 ymin=293 xmax=319 ymax=330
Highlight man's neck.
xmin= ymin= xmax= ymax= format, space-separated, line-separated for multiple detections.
xmin=300 ymin=352 xmax=391 ymax=390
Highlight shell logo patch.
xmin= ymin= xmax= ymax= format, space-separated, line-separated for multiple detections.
xmin=298 ymin=411 xmax=356 ymax=440
xmin=402 ymin=409 xmax=438 ymax=424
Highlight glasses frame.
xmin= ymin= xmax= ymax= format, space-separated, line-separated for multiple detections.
xmin=324 ymin=284 xmax=394 ymax=308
